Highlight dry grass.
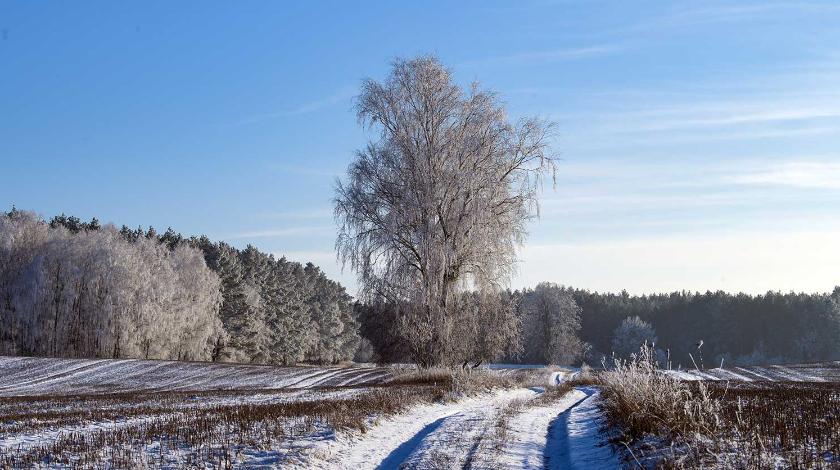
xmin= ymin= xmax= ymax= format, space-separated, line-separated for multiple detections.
xmin=598 ymin=346 xmax=723 ymax=441
xmin=595 ymin=345 xmax=839 ymax=469
xmin=388 ymin=366 xmax=455 ymax=388
xmin=0 ymin=385 xmax=447 ymax=468
xmin=388 ymin=366 xmax=522 ymax=398
xmin=692 ymin=381 xmax=839 ymax=469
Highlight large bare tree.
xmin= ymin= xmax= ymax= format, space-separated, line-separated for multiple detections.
xmin=335 ymin=56 xmax=555 ymax=366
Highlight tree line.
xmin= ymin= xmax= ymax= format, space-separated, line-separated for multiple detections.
xmin=4 ymin=205 xmax=836 ymax=368
xmin=0 ymin=208 xmax=359 ymax=364
xmin=355 ymin=283 xmax=840 ymax=368
xmin=573 ymin=288 xmax=840 ymax=368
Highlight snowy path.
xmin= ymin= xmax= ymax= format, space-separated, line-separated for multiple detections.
xmin=298 ymin=380 xmax=620 ymax=469
xmin=545 ymin=386 xmax=620 ymax=470
xmin=396 ymin=388 xmax=535 ymax=469
xmin=296 ymin=388 xmax=537 ymax=470
xmin=494 ymin=389 xmax=587 ymax=470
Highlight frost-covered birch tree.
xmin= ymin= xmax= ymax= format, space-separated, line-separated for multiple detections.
xmin=0 ymin=210 xmax=222 ymax=360
xmin=611 ymin=316 xmax=658 ymax=359
xmin=521 ymin=283 xmax=583 ymax=365
xmin=335 ymin=56 xmax=555 ymax=366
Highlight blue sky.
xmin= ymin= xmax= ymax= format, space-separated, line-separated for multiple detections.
xmin=3 ymin=1 xmax=840 ymax=295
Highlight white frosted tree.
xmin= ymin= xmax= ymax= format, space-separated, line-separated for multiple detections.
xmin=335 ymin=56 xmax=555 ymax=366
xmin=237 ymin=247 xmax=316 ymax=365
xmin=611 ymin=315 xmax=658 ymax=359
xmin=0 ymin=210 xmax=223 ymax=361
xmin=521 ymin=283 xmax=584 ymax=365
xmin=169 ymin=243 xmax=224 ymax=360
xmin=2 ymin=209 xmax=360 ymax=366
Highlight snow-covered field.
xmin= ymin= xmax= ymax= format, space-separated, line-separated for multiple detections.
xmin=663 ymin=360 xmax=840 ymax=382
xmin=8 ymin=355 xmax=835 ymax=468
xmin=0 ymin=356 xmax=390 ymax=396
xmin=0 ymin=356 xmax=621 ymax=469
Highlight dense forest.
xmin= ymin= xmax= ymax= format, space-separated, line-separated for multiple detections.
xmin=2 ymin=207 xmax=838 ymax=368
xmin=572 ymin=287 xmax=840 ymax=368
xmin=0 ymin=208 xmax=358 ymax=364
xmin=357 ymin=284 xmax=840 ymax=368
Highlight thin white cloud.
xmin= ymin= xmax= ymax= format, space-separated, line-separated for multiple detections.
xmin=540 ymin=192 xmax=761 ymax=216
xmin=255 ymin=207 xmax=333 ymax=221
xmin=460 ymin=45 xmax=618 ymax=68
xmin=571 ymin=125 xmax=840 ymax=149
xmin=238 ymin=86 xmax=356 ymax=124
xmin=616 ymin=107 xmax=840 ymax=133
xmin=729 ymin=161 xmax=840 ymax=189
xmin=556 ymin=93 xmax=840 ymax=146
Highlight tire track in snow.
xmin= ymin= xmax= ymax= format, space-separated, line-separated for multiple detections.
xmin=398 ymin=388 xmax=536 ymax=469
xmin=297 ymin=388 xmax=537 ymax=470
xmin=494 ymin=388 xmax=587 ymax=470
xmin=374 ymin=416 xmax=449 ymax=469
xmin=336 ymin=369 xmax=390 ymax=387
xmin=544 ymin=386 xmax=619 ymax=470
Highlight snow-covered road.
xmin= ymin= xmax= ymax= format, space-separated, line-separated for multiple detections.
xmin=295 ymin=388 xmax=537 ymax=469
xmin=545 ymin=387 xmax=619 ymax=470
xmin=496 ymin=388 xmax=586 ymax=470
xmin=296 ymin=382 xmax=620 ymax=469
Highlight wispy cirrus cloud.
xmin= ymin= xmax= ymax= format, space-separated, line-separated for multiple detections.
xmin=254 ymin=207 xmax=333 ymax=221
xmin=459 ymin=45 xmax=618 ymax=68
xmin=728 ymin=161 xmax=840 ymax=189
xmin=238 ymin=86 xmax=356 ymax=124
xmin=553 ymin=83 xmax=840 ymax=146
xmin=629 ymin=107 xmax=840 ymax=132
